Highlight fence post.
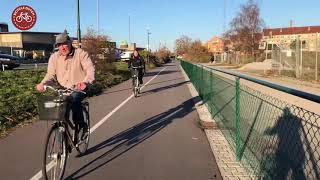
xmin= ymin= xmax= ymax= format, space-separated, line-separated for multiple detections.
xmin=209 ymin=70 xmax=213 ymax=114
xmin=295 ymin=36 xmax=301 ymax=78
xmin=235 ymin=77 xmax=241 ymax=161
xmin=300 ymin=39 xmax=303 ymax=77
xmin=200 ymin=65 xmax=204 ymax=98
xmin=316 ymin=33 xmax=318 ymax=81
xmin=279 ymin=40 xmax=282 ymax=76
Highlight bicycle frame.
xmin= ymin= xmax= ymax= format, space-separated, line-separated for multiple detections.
xmin=42 ymin=85 xmax=89 ymax=180
xmin=44 ymin=85 xmax=88 ymax=150
xmin=131 ymin=67 xmax=141 ymax=97
xmin=16 ymin=12 xmax=32 ymax=22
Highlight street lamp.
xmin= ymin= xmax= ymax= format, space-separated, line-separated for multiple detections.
xmin=147 ymin=28 xmax=151 ymax=51
xmin=77 ymin=0 xmax=81 ymax=48
xmin=128 ymin=15 xmax=131 ymax=44
xmin=147 ymin=28 xmax=151 ymax=63
xmin=97 ymin=0 xmax=99 ymax=34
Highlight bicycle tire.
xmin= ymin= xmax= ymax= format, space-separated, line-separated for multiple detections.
xmin=16 ymin=16 xmax=22 ymax=22
xmin=26 ymin=15 xmax=32 ymax=22
xmin=43 ymin=125 xmax=67 ymax=180
xmin=76 ymin=103 xmax=90 ymax=155
xmin=134 ymin=78 xmax=139 ymax=97
xmin=137 ymin=78 xmax=140 ymax=94
xmin=134 ymin=88 xmax=138 ymax=97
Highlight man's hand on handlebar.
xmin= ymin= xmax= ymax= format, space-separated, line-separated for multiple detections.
xmin=76 ymin=82 xmax=87 ymax=91
xmin=36 ymin=83 xmax=45 ymax=92
xmin=36 ymin=83 xmax=87 ymax=94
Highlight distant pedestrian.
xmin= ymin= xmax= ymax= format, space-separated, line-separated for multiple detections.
xmin=210 ymin=55 xmax=215 ymax=63
xmin=32 ymin=51 xmax=38 ymax=60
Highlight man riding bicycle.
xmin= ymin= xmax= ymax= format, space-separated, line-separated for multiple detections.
xmin=36 ymin=30 xmax=95 ymax=139
xmin=128 ymin=50 xmax=145 ymax=85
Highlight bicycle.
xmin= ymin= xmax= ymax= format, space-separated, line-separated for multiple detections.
xmin=15 ymin=12 xmax=32 ymax=23
xmin=131 ymin=66 xmax=143 ymax=97
xmin=38 ymin=85 xmax=90 ymax=180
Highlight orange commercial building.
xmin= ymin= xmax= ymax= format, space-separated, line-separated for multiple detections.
xmin=206 ymin=36 xmax=224 ymax=54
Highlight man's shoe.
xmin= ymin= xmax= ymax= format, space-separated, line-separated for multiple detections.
xmin=79 ymin=125 xmax=89 ymax=141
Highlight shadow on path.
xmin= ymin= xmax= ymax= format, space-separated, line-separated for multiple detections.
xmin=261 ymin=107 xmax=306 ymax=180
xmin=66 ymin=97 xmax=200 ymax=179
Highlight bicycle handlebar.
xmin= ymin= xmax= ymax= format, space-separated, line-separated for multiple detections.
xmin=44 ymin=85 xmax=86 ymax=95
xmin=131 ymin=66 xmax=144 ymax=69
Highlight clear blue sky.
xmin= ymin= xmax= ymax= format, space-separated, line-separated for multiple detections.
xmin=1 ymin=0 xmax=320 ymax=51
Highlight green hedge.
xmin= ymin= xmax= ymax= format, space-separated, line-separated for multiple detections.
xmin=0 ymin=62 xmax=131 ymax=137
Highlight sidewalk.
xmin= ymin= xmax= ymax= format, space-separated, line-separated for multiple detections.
xmin=180 ymin=65 xmax=260 ymax=180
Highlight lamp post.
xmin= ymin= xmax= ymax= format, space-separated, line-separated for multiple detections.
xmin=97 ymin=0 xmax=99 ymax=35
xmin=77 ymin=0 xmax=81 ymax=48
xmin=128 ymin=15 xmax=131 ymax=44
xmin=147 ymin=28 xmax=151 ymax=51
xmin=147 ymin=28 xmax=151 ymax=63
xmin=316 ymin=33 xmax=319 ymax=81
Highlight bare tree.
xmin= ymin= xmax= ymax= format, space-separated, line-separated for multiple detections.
xmin=187 ymin=40 xmax=211 ymax=63
xmin=82 ymin=27 xmax=116 ymax=72
xmin=225 ymin=0 xmax=264 ymax=55
xmin=174 ymin=36 xmax=211 ymax=62
xmin=174 ymin=35 xmax=192 ymax=55
xmin=155 ymin=46 xmax=171 ymax=63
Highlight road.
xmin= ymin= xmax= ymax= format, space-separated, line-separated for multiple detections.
xmin=0 ymin=61 xmax=221 ymax=180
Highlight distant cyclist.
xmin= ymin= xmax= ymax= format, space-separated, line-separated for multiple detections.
xmin=36 ymin=30 xmax=95 ymax=136
xmin=128 ymin=50 xmax=145 ymax=85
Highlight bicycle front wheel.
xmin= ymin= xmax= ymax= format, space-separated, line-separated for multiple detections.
xmin=134 ymin=78 xmax=139 ymax=97
xmin=43 ymin=125 xmax=67 ymax=180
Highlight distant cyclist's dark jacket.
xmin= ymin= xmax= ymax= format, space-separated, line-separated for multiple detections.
xmin=128 ymin=56 xmax=145 ymax=69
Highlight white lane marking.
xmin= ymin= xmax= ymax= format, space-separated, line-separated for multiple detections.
xmin=30 ymin=67 xmax=167 ymax=180
xmin=30 ymin=161 xmax=57 ymax=180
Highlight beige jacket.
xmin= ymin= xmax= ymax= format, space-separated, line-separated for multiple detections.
xmin=41 ymin=48 xmax=95 ymax=88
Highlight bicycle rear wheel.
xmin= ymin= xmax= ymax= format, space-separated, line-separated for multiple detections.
xmin=43 ymin=125 xmax=67 ymax=180
xmin=76 ymin=103 xmax=90 ymax=155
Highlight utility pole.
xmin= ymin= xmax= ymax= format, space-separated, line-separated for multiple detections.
xmin=147 ymin=28 xmax=151 ymax=51
xmin=77 ymin=0 xmax=81 ymax=48
xmin=295 ymin=36 xmax=299 ymax=78
xmin=147 ymin=28 xmax=151 ymax=63
xmin=300 ymin=39 xmax=303 ymax=78
xmin=223 ymin=0 xmax=227 ymax=33
xmin=316 ymin=33 xmax=318 ymax=81
xmin=97 ymin=0 xmax=99 ymax=35
xmin=128 ymin=15 xmax=131 ymax=44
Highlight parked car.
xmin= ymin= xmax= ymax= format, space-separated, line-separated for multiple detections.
xmin=0 ymin=54 xmax=21 ymax=70
xmin=120 ymin=51 xmax=132 ymax=61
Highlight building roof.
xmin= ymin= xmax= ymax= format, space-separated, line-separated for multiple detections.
xmin=0 ymin=31 xmax=60 ymax=34
xmin=263 ymin=26 xmax=320 ymax=36
xmin=207 ymin=36 xmax=222 ymax=43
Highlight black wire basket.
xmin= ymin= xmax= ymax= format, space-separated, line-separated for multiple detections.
xmin=37 ymin=95 xmax=68 ymax=121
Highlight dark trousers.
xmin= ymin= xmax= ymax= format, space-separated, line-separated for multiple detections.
xmin=66 ymin=91 xmax=87 ymax=128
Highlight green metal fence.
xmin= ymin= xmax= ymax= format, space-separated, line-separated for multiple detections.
xmin=181 ymin=60 xmax=320 ymax=180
